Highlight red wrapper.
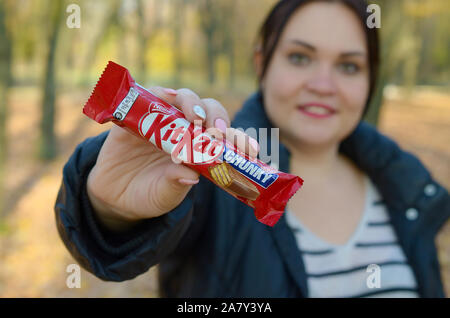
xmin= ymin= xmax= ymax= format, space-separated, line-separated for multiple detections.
xmin=83 ymin=61 xmax=303 ymax=226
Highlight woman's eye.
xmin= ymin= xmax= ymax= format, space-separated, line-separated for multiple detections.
xmin=288 ymin=53 xmax=310 ymax=66
xmin=338 ymin=62 xmax=360 ymax=74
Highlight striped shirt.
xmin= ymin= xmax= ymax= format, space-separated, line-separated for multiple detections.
xmin=285 ymin=176 xmax=419 ymax=298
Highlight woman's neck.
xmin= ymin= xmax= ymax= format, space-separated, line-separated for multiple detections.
xmin=281 ymin=136 xmax=344 ymax=184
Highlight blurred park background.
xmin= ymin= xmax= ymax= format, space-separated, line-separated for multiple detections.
xmin=0 ymin=0 xmax=449 ymax=297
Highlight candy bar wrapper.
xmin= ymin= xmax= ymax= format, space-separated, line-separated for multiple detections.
xmin=83 ymin=61 xmax=303 ymax=226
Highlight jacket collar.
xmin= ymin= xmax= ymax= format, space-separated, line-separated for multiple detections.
xmin=231 ymin=90 xmax=432 ymax=212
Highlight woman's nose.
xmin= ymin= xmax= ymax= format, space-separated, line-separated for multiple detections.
xmin=304 ymin=66 xmax=337 ymax=96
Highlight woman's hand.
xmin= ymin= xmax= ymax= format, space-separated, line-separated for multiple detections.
xmin=86 ymin=87 xmax=259 ymax=231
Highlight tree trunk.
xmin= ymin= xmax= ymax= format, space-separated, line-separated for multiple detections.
xmin=39 ymin=0 xmax=63 ymax=160
xmin=136 ymin=0 xmax=163 ymax=84
xmin=172 ymin=0 xmax=186 ymax=88
xmin=363 ymin=0 xmax=403 ymax=126
xmin=136 ymin=0 xmax=148 ymax=84
xmin=81 ymin=0 xmax=120 ymax=75
xmin=225 ymin=1 xmax=236 ymax=90
xmin=199 ymin=0 xmax=218 ymax=85
xmin=0 ymin=1 xmax=12 ymax=217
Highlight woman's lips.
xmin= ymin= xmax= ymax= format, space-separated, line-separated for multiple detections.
xmin=297 ymin=103 xmax=336 ymax=119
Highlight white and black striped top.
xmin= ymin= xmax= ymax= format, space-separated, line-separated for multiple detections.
xmin=285 ymin=176 xmax=420 ymax=298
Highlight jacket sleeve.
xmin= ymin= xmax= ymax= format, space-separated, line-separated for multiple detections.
xmin=54 ymin=130 xmax=212 ymax=282
xmin=419 ymin=181 xmax=450 ymax=237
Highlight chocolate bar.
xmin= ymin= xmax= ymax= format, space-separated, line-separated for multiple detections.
xmin=82 ymin=61 xmax=304 ymax=226
xmin=209 ymin=163 xmax=259 ymax=201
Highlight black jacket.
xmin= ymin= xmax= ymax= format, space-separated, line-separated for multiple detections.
xmin=55 ymin=91 xmax=450 ymax=297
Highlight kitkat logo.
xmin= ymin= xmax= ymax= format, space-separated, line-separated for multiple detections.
xmin=138 ymin=103 xmax=224 ymax=165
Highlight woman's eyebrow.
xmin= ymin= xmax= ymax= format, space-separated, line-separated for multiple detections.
xmin=289 ymin=39 xmax=316 ymax=51
xmin=340 ymin=51 xmax=366 ymax=58
xmin=289 ymin=39 xmax=366 ymax=57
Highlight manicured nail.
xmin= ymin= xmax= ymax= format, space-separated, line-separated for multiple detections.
xmin=163 ymin=88 xmax=178 ymax=95
xmin=214 ymin=118 xmax=227 ymax=134
xmin=178 ymin=178 xmax=199 ymax=185
xmin=193 ymin=105 xmax=206 ymax=120
xmin=249 ymin=137 xmax=260 ymax=153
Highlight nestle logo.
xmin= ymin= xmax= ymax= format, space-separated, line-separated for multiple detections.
xmin=150 ymin=102 xmax=174 ymax=116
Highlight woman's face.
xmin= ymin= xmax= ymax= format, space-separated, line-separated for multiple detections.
xmin=258 ymin=2 xmax=369 ymax=149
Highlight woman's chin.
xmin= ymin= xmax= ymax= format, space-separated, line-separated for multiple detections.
xmin=289 ymin=128 xmax=340 ymax=149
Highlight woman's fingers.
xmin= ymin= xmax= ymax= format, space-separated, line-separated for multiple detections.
xmin=201 ymin=98 xmax=230 ymax=133
xmin=147 ymin=86 xmax=259 ymax=159
xmin=225 ymin=127 xmax=260 ymax=159
xmin=164 ymin=161 xmax=200 ymax=188
xmin=173 ymin=88 xmax=209 ymax=124
xmin=146 ymin=86 xmax=178 ymax=103
xmin=195 ymin=97 xmax=258 ymax=158
xmin=148 ymin=86 xmax=208 ymax=124
xmin=148 ymin=87 xmax=232 ymax=131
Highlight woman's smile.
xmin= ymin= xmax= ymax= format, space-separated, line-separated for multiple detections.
xmin=297 ymin=102 xmax=337 ymax=119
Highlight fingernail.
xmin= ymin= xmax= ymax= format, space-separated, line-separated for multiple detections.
xmin=163 ymin=88 xmax=178 ymax=95
xmin=193 ymin=105 xmax=206 ymax=120
xmin=249 ymin=137 xmax=260 ymax=153
xmin=178 ymin=178 xmax=199 ymax=185
xmin=214 ymin=118 xmax=227 ymax=134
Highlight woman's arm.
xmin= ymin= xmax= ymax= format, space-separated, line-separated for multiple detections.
xmin=54 ymin=130 xmax=209 ymax=281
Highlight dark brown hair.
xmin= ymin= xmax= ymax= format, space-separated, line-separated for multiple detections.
xmin=255 ymin=0 xmax=380 ymax=114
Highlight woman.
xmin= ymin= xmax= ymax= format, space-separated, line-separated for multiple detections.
xmin=55 ymin=0 xmax=449 ymax=297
